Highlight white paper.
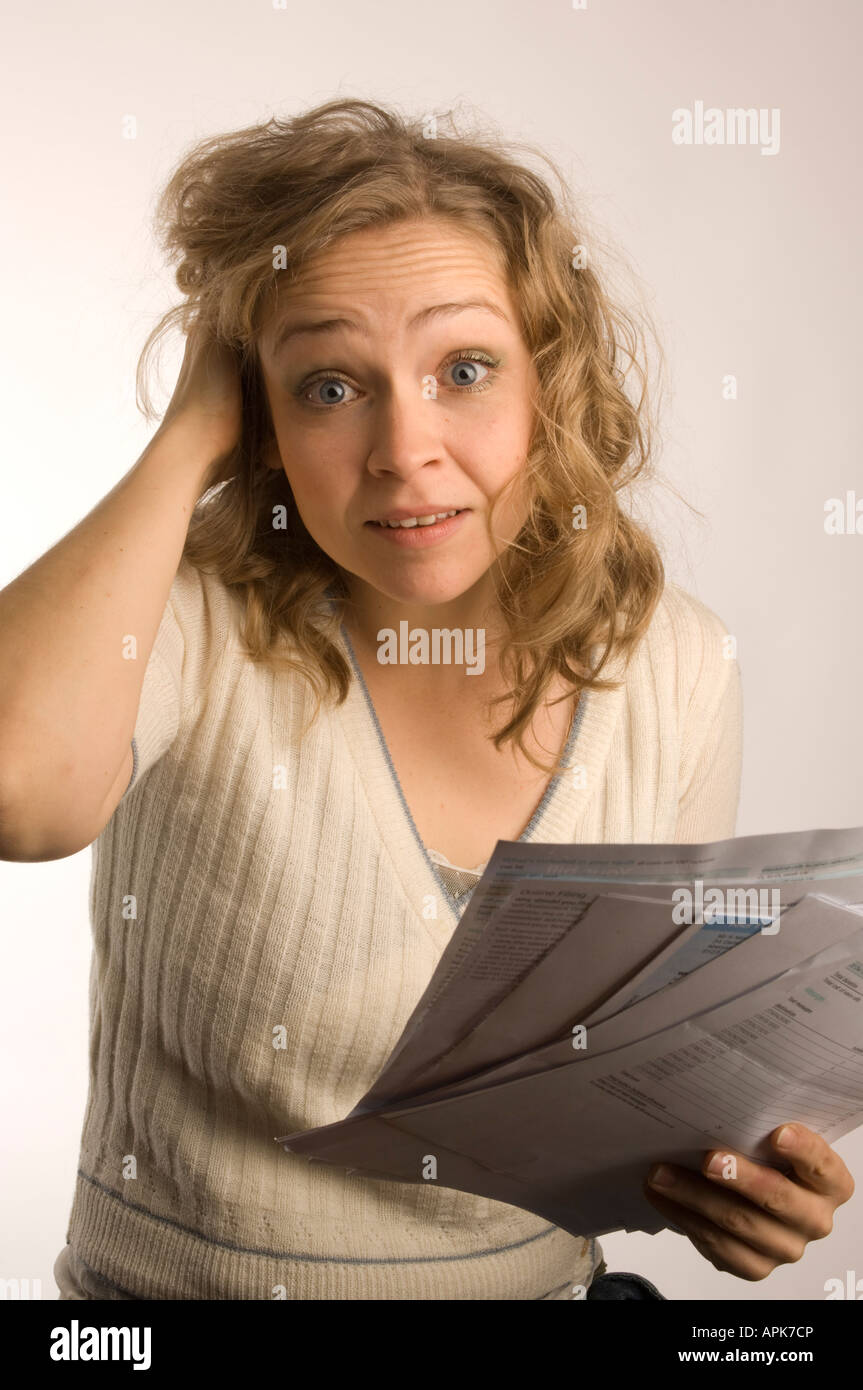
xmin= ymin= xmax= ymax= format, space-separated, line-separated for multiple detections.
xmin=276 ymin=828 xmax=863 ymax=1237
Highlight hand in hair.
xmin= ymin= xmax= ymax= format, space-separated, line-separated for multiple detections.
xmin=159 ymin=320 xmax=243 ymax=483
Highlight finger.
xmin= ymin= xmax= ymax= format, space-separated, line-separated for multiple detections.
xmin=646 ymin=1164 xmax=811 ymax=1260
xmin=698 ymin=1145 xmax=836 ymax=1242
xmin=768 ymin=1124 xmax=856 ymax=1204
xmin=643 ymin=1184 xmax=779 ymax=1280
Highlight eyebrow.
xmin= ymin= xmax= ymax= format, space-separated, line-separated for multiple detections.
xmin=271 ymin=297 xmax=510 ymax=355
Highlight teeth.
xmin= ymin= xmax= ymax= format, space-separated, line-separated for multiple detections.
xmin=375 ymin=510 xmax=460 ymax=528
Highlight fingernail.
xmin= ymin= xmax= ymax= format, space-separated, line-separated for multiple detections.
xmin=706 ymin=1152 xmax=725 ymax=1175
xmin=775 ymin=1125 xmax=795 ymax=1150
xmin=649 ymin=1164 xmax=675 ymax=1188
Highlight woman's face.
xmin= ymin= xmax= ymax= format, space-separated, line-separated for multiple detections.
xmin=256 ymin=216 xmax=540 ymax=613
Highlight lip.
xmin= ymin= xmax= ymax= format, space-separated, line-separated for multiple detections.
xmin=364 ymin=509 xmax=470 ymax=547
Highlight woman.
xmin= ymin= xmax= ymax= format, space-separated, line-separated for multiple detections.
xmin=0 ymin=98 xmax=852 ymax=1300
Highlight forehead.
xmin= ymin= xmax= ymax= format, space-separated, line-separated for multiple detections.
xmin=295 ymin=216 xmax=506 ymax=283
xmin=262 ymin=218 xmax=515 ymax=345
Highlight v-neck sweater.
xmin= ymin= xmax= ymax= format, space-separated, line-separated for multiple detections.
xmin=59 ymin=555 xmax=743 ymax=1301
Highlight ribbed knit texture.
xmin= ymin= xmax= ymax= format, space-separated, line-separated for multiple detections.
xmin=61 ymin=557 xmax=743 ymax=1300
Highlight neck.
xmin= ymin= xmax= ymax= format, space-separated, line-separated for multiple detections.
xmin=341 ymin=574 xmax=505 ymax=648
xmin=339 ymin=573 xmax=508 ymax=689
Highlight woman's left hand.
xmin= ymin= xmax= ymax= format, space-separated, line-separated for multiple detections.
xmin=642 ymin=1123 xmax=855 ymax=1280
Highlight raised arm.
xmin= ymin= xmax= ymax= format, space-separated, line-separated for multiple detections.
xmin=0 ymin=327 xmax=241 ymax=861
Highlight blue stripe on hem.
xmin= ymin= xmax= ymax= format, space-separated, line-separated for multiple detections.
xmin=76 ymin=1168 xmax=565 ymax=1266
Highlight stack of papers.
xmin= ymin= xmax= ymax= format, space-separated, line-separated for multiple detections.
xmin=276 ymin=827 xmax=863 ymax=1237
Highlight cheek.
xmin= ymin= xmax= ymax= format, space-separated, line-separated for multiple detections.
xmin=493 ymin=460 xmax=532 ymax=533
xmin=284 ymin=462 xmax=350 ymax=529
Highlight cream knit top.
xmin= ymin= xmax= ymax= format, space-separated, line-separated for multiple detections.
xmin=59 ymin=557 xmax=743 ymax=1300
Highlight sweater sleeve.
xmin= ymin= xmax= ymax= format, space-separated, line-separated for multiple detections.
xmin=121 ymin=557 xmax=210 ymax=798
xmin=671 ymin=593 xmax=744 ymax=845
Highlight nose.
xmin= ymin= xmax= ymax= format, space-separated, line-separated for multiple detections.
xmin=365 ymin=373 xmax=445 ymax=481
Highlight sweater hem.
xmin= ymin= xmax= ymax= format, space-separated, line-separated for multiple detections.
xmin=66 ymin=1169 xmax=600 ymax=1300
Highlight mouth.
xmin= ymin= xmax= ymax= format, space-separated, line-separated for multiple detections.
xmin=366 ymin=508 xmax=469 ymax=529
xmin=364 ymin=508 xmax=471 ymax=547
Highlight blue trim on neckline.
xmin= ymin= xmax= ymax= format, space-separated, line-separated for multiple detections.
xmin=338 ymin=620 xmax=462 ymax=921
xmin=331 ymin=595 xmax=586 ymax=922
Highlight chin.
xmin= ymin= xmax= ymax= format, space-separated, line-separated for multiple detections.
xmin=374 ymin=574 xmax=484 ymax=605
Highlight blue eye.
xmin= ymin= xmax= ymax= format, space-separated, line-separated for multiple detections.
xmin=297 ymin=349 xmax=500 ymax=409
xmin=301 ymin=377 xmax=358 ymax=408
xmin=446 ymin=355 xmax=493 ymax=389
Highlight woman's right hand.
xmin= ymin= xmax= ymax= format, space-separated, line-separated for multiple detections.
xmin=157 ymin=322 xmax=244 ymax=486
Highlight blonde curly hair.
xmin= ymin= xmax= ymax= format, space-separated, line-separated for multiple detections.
xmin=137 ymin=96 xmax=667 ymax=775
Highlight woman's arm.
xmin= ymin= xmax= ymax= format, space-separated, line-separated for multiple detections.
xmin=0 ymin=330 xmax=241 ymax=861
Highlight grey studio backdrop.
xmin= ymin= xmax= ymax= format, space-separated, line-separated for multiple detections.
xmin=1 ymin=0 xmax=860 ymax=1301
